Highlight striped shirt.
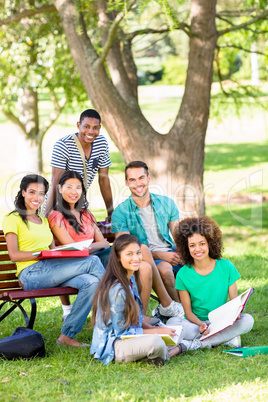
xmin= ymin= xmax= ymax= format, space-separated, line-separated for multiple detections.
xmin=51 ymin=133 xmax=111 ymax=189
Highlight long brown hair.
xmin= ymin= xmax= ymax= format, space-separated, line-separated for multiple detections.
xmin=54 ymin=171 xmax=89 ymax=234
xmin=91 ymin=234 xmax=142 ymax=329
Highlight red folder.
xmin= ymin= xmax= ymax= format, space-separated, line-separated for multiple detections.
xmin=35 ymin=250 xmax=89 ymax=260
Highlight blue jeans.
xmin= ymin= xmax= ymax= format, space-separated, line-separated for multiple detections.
xmin=19 ymin=255 xmax=105 ymax=339
xmin=95 ymin=247 xmax=111 ymax=268
xmin=154 ymin=251 xmax=183 ymax=277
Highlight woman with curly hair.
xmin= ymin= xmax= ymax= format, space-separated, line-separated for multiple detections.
xmin=166 ymin=216 xmax=254 ymax=349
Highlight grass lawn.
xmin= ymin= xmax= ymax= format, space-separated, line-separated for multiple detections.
xmin=0 ymin=203 xmax=267 ymax=401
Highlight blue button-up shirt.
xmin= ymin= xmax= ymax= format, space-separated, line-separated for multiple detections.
xmin=90 ymin=276 xmax=143 ymax=365
xmin=111 ymin=193 xmax=179 ymax=248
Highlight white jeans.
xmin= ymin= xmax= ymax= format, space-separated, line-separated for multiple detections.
xmin=167 ymin=314 xmax=254 ymax=348
xmin=114 ymin=334 xmax=170 ymax=363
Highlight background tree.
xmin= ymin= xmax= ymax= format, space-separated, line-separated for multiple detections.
xmin=0 ymin=3 xmax=87 ymax=172
xmin=1 ymin=0 xmax=267 ymax=214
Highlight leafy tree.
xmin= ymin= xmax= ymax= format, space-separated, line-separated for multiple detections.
xmin=0 ymin=2 xmax=87 ymax=171
xmin=1 ymin=0 xmax=267 ymax=214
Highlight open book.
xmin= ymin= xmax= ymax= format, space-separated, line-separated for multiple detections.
xmin=33 ymin=239 xmax=93 ymax=258
xmin=121 ymin=326 xmax=182 ymax=346
xmin=200 ymin=287 xmax=254 ymax=341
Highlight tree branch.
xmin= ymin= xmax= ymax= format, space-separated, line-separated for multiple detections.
xmin=216 ymin=9 xmax=257 ymax=18
xmin=1 ymin=108 xmax=26 ymax=134
xmin=214 ymin=48 xmax=229 ymax=97
xmin=128 ymin=22 xmax=192 ymax=41
xmin=0 ymin=5 xmax=56 ymax=26
xmin=218 ymin=10 xmax=268 ymax=36
xmin=128 ymin=23 xmax=191 ymax=41
xmin=218 ymin=44 xmax=268 ymax=57
xmin=216 ymin=15 xmax=235 ymax=27
xmin=97 ymin=0 xmax=136 ymax=66
xmin=243 ymin=26 xmax=268 ymax=35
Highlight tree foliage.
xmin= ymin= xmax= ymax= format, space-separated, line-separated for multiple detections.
xmin=0 ymin=1 xmax=87 ymax=171
xmin=0 ymin=0 xmax=267 ymax=213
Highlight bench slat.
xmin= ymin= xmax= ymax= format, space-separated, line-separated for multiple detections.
xmin=0 ymin=281 xmax=20 ymax=290
xmin=0 ymin=287 xmax=78 ymax=301
xmin=0 ymin=264 xmax=17 ymax=272
xmin=0 ymin=272 xmax=17 ymax=281
xmin=0 ymin=254 xmax=12 ymax=262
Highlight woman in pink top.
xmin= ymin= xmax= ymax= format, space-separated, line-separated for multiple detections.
xmin=48 ymin=170 xmax=110 ymax=320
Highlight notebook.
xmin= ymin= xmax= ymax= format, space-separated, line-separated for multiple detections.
xmin=121 ymin=326 xmax=182 ymax=346
xmin=223 ymin=346 xmax=268 ymax=357
xmin=35 ymin=250 xmax=89 ymax=260
xmin=33 ymin=239 xmax=93 ymax=258
xmin=200 ymin=288 xmax=254 ymax=341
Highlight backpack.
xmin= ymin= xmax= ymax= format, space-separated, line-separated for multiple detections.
xmin=0 ymin=327 xmax=45 ymax=360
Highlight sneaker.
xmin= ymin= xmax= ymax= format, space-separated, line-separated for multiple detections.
xmin=225 ymin=335 xmax=241 ymax=348
xmin=159 ymin=301 xmax=184 ymax=318
xmin=180 ymin=339 xmax=201 ymax=351
xmin=151 ymin=305 xmax=168 ymax=324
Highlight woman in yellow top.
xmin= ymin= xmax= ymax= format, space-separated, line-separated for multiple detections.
xmin=2 ymin=174 xmax=105 ymax=347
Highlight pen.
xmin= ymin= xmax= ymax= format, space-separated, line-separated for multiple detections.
xmin=200 ymin=325 xmax=209 ymax=334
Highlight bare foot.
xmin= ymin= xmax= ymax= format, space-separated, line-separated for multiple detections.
xmin=57 ymin=334 xmax=83 ymax=347
xmin=168 ymin=346 xmax=181 ymax=358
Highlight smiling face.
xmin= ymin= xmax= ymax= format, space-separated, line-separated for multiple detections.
xmin=58 ymin=178 xmax=83 ymax=208
xmin=77 ymin=117 xmax=101 ymax=144
xmin=119 ymin=242 xmax=142 ymax=279
xmin=22 ymin=182 xmax=46 ymax=213
xmin=188 ymin=233 xmax=209 ymax=262
xmin=125 ymin=167 xmax=150 ymax=199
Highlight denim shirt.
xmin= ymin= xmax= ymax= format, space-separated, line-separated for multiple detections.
xmin=90 ymin=276 xmax=143 ymax=365
xmin=111 ymin=193 xmax=179 ymax=248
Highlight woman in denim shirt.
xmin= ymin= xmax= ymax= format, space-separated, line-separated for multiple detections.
xmin=90 ymin=234 xmax=188 ymax=365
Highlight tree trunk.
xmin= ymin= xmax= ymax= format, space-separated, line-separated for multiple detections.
xmin=3 ymin=87 xmax=40 ymax=173
xmin=54 ymin=0 xmax=218 ymax=216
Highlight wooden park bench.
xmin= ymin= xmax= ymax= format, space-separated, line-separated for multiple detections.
xmin=0 ymin=229 xmax=114 ymax=329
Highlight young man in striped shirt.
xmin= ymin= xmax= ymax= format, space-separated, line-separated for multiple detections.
xmin=46 ymin=109 xmax=113 ymax=221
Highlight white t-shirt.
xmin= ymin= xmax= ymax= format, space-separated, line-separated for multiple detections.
xmin=139 ymin=204 xmax=171 ymax=251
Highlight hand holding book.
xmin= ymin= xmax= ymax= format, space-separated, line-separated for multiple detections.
xmin=200 ymin=287 xmax=254 ymax=341
xmin=199 ymin=322 xmax=210 ymax=335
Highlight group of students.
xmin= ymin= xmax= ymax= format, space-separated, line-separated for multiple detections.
xmin=2 ymin=168 xmax=254 ymax=366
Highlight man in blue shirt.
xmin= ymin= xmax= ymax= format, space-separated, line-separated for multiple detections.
xmin=112 ymin=161 xmax=183 ymax=318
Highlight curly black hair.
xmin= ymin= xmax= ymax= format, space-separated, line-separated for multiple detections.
xmin=174 ymin=216 xmax=223 ymax=266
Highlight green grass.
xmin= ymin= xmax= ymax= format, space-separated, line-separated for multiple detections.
xmin=204 ymin=141 xmax=268 ymax=195
xmin=0 ymin=204 xmax=267 ymax=401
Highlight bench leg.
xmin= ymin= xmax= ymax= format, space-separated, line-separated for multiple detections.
xmin=0 ymin=299 xmax=37 ymax=329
